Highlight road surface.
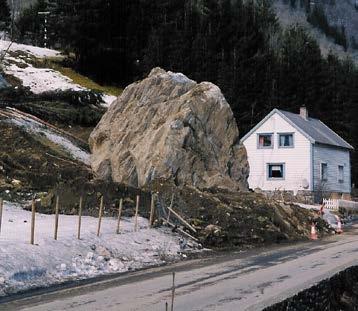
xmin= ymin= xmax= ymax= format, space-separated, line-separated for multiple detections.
xmin=2 ymin=225 xmax=358 ymax=311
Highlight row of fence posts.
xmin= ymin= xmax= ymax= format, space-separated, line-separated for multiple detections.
xmin=0 ymin=194 xmax=156 ymax=245
xmin=0 ymin=196 xmax=180 ymax=309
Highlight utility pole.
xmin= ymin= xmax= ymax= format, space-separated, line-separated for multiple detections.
xmin=38 ymin=11 xmax=50 ymax=48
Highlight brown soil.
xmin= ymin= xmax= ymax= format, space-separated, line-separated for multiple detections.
xmin=0 ymin=119 xmax=91 ymax=201
xmin=146 ymin=181 xmax=331 ymax=248
xmin=34 ymin=179 xmax=331 ymax=249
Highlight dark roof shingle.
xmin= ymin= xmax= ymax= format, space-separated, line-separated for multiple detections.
xmin=279 ymin=110 xmax=353 ymax=150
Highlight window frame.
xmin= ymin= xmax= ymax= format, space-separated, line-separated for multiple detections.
xmin=338 ymin=165 xmax=344 ymax=183
xmin=257 ymin=133 xmax=274 ymax=149
xmin=278 ymin=132 xmax=294 ymax=148
xmin=321 ymin=162 xmax=328 ymax=182
xmin=267 ymin=163 xmax=285 ymax=180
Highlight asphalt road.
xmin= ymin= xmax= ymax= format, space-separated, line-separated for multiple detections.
xmin=2 ymin=225 xmax=358 ymax=311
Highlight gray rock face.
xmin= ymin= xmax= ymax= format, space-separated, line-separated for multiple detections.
xmin=89 ymin=68 xmax=249 ymax=191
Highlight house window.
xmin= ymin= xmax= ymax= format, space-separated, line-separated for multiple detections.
xmin=268 ymin=164 xmax=285 ymax=179
xmin=338 ymin=165 xmax=344 ymax=183
xmin=279 ymin=133 xmax=294 ymax=148
xmin=258 ymin=134 xmax=273 ymax=148
xmin=321 ymin=163 xmax=328 ymax=181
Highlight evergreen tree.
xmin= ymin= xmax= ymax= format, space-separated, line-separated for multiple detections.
xmin=0 ymin=0 xmax=10 ymax=32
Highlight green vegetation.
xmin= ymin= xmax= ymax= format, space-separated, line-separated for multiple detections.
xmin=29 ymin=56 xmax=123 ymax=96
xmin=51 ymin=65 xmax=123 ymax=97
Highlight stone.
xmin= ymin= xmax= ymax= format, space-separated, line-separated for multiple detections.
xmin=204 ymin=224 xmax=222 ymax=236
xmin=97 ymin=245 xmax=112 ymax=260
xmin=89 ymin=68 xmax=249 ymax=191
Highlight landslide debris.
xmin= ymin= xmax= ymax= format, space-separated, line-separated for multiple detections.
xmin=37 ymin=180 xmax=330 ymax=249
xmin=149 ymin=182 xmax=330 ymax=248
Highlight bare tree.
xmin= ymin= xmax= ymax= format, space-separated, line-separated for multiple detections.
xmin=315 ymin=180 xmax=329 ymax=204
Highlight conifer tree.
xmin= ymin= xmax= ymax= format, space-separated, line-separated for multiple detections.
xmin=0 ymin=0 xmax=11 ymax=32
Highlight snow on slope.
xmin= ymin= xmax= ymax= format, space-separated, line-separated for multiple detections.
xmin=0 ymin=201 xmax=194 ymax=297
xmin=0 ymin=40 xmax=117 ymax=107
xmin=1 ymin=108 xmax=90 ymax=165
xmin=0 ymin=40 xmax=61 ymax=58
xmin=5 ymin=64 xmax=86 ymax=94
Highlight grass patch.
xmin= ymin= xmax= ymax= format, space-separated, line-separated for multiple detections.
xmin=53 ymin=65 xmax=123 ymax=96
xmin=32 ymin=56 xmax=123 ymax=96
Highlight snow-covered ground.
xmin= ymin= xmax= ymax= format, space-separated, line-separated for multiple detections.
xmin=0 ymin=201 xmax=194 ymax=297
xmin=0 ymin=40 xmax=61 ymax=59
xmin=0 ymin=40 xmax=117 ymax=107
xmin=5 ymin=64 xmax=85 ymax=95
xmin=2 ymin=108 xmax=90 ymax=165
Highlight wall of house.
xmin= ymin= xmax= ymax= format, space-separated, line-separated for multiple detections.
xmin=313 ymin=144 xmax=351 ymax=194
xmin=242 ymin=112 xmax=312 ymax=193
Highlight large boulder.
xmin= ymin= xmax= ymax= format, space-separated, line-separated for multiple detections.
xmin=89 ymin=68 xmax=249 ymax=191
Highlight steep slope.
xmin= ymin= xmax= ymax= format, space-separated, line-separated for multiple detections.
xmin=7 ymin=0 xmax=34 ymax=11
xmin=274 ymin=0 xmax=358 ymax=62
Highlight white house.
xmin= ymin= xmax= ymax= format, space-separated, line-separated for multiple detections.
xmin=240 ymin=107 xmax=354 ymax=202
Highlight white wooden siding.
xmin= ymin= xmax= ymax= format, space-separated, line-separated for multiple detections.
xmin=243 ymin=112 xmax=312 ymax=193
xmin=313 ymin=144 xmax=351 ymax=193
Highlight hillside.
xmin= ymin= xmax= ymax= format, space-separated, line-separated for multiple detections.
xmin=274 ymin=0 xmax=358 ymax=62
xmin=0 ymin=41 xmax=327 ymax=245
xmin=7 ymin=0 xmax=34 ymax=10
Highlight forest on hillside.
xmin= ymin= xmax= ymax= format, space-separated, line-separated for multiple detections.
xmin=2 ymin=0 xmax=358 ymax=183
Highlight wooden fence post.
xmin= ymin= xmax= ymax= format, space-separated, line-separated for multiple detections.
xmin=134 ymin=195 xmax=139 ymax=232
xmin=54 ymin=196 xmax=59 ymax=240
xmin=116 ymin=198 xmax=123 ymax=234
xmin=97 ymin=196 xmax=104 ymax=237
xmin=0 ymin=198 xmax=3 ymax=235
xmin=171 ymin=272 xmax=176 ymax=311
xmin=78 ymin=196 xmax=83 ymax=240
xmin=149 ymin=193 xmax=155 ymax=228
xmin=30 ymin=198 xmax=36 ymax=245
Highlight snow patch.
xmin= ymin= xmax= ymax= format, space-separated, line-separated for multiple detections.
xmin=5 ymin=63 xmax=85 ymax=94
xmin=101 ymin=94 xmax=117 ymax=107
xmin=0 ymin=40 xmax=61 ymax=58
xmin=0 ymin=201 xmax=200 ymax=296
xmin=6 ymin=116 xmax=90 ymax=165
xmin=0 ymin=40 xmax=116 ymax=107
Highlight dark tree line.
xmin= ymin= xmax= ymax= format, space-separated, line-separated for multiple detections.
xmin=0 ymin=0 xmax=10 ymax=32
xmin=9 ymin=0 xmax=358 ymax=183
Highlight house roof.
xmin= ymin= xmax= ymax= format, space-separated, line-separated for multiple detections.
xmin=240 ymin=108 xmax=354 ymax=150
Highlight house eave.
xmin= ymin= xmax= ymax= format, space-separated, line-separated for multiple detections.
xmin=314 ymin=141 xmax=354 ymax=151
xmin=240 ymin=108 xmax=315 ymax=144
